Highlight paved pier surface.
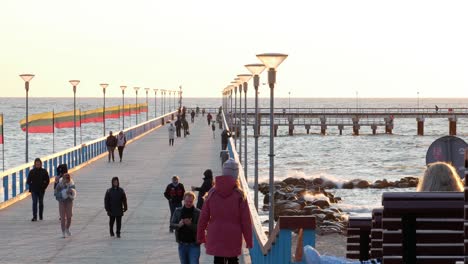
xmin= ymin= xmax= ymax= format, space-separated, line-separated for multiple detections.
xmin=0 ymin=116 xmax=223 ymax=264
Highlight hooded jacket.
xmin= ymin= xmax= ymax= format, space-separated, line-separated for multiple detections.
xmin=194 ymin=170 xmax=213 ymax=209
xmin=26 ymin=159 xmax=50 ymax=193
xmin=197 ymin=176 xmax=253 ymax=257
xmin=104 ymin=177 xmax=128 ymax=216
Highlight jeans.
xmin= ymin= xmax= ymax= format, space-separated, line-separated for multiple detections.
xmin=178 ymin=243 xmax=200 ymax=264
xmin=31 ymin=191 xmax=45 ymax=218
xmin=117 ymin=146 xmax=124 ymax=161
xmin=169 ymin=200 xmax=182 ymax=226
xmin=109 ymin=215 xmax=122 ymax=235
xmin=107 ymin=146 xmax=115 ymax=162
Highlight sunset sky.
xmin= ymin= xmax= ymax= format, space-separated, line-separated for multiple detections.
xmin=1 ymin=0 xmax=467 ymax=98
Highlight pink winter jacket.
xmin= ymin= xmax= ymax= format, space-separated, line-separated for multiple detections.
xmin=197 ymin=176 xmax=253 ymax=257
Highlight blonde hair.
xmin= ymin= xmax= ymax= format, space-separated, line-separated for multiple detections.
xmin=416 ymin=162 xmax=464 ymax=192
xmin=184 ymin=191 xmax=197 ymax=200
xmin=235 ymin=180 xmax=246 ymax=200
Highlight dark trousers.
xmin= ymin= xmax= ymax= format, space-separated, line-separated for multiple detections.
xmin=107 ymin=146 xmax=115 ymax=162
xmin=214 ymin=256 xmax=238 ymax=264
xmin=191 ymin=116 xmax=194 ymax=123
xmin=183 ymin=128 xmax=188 ymax=137
xmin=31 ymin=191 xmax=45 ymax=218
xmin=207 ymin=120 xmax=211 ymax=125
xmin=222 ymin=142 xmax=227 ymax=150
xmin=176 ymin=127 xmax=181 ymax=137
xmin=169 ymin=139 xmax=174 ymax=146
xmin=169 ymin=200 xmax=182 ymax=227
xmin=117 ymin=146 xmax=124 ymax=161
xmin=109 ymin=215 xmax=122 ymax=235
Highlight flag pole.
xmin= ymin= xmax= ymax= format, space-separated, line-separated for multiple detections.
xmin=2 ymin=113 xmax=4 ymax=171
xmin=79 ymin=108 xmax=82 ymax=144
xmin=53 ymin=109 xmax=55 ymax=153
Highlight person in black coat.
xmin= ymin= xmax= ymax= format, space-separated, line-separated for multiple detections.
xmin=164 ymin=176 xmax=185 ymax=232
xmin=105 ymin=131 xmax=118 ymax=162
xmin=104 ymin=177 xmax=128 ymax=238
xmin=221 ymin=129 xmax=231 ymax=150
xmin=191 ymin=169 xmax=213 ymax=209
xmin=26 ymin=158 xmax=50 ymax=221
xmin=175 ymin=118 xmax=182 ymax=138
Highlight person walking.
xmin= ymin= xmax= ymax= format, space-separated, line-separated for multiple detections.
xmin=175 ymin=118 xmax=182 ymax=138
xmin=197 ymin=159 xmax=253 ymax=264
xmin=168 ymin=123 xmax=176 ymax=146
xmin=207 ymin=113 xmax=212 ymax=126
xmin=191 ymin=169 xmax=213 ymax=209
xmin=54 ymin=173 xmax=76 ymax=238
xmin=196 ymin=106 xmax=200 ymax=116
xmin=105 ymin=177 xmax=128 ymax=238
xmin=106 ymin=131 xmax=118 ymax=162
xmin=211 ymin=122 xmax=216 ymax=139
xmin=171 ymin=191 xmax=201 ymax=264
xmin=221 ymin=130 xmax=231 ymax=150
xmin=202 ymin=108 xmax=205 ymax=117
xmin=183 ymin=118 xmax=189 ymax=137
xmin=164 ymin=176 xmax=186 ymax=232
xmin=191 ymin=110 xmax=196 ymax=123
xmin=117 ymin=131 xmax=127 ymax=162
xmin=27 ymin=158 xmax=50 ymax=221
xmin=216 ymin=113 xmax=223 ymax=129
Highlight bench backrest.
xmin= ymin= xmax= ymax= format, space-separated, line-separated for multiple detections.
xmin=382 ymin=192 xmax=464 ymax=264
xmin=371 ymin=207 xmax=383 ymax=259
xmin=346 ymin=216 xmax=372 ymax=261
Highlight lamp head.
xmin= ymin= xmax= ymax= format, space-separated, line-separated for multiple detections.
xmin=256 ymin=53 xmax=288 ymax=69
xmin=245 ymin=64 xmax=266 ymax=75
xmin=120 ymin=85 xmax=127 ymax=91
xmin=20 ymin=74 xmax=35 ymax=82
xmin=69 ymin=80 xmax=80 ymax=86
xmin=100 ymin=83 xmax=109 ymax=90
xmin=134 ymin=87 xmax=140 ymax=91
xmin=237 ymin=74 xmax=252 ymax=83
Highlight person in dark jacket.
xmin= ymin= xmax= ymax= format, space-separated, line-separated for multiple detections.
xmin=104 ymin=177 xmax=128 ymax=238
xmin=164 ymin=176 xmax=185 ymax=232
xmin=171 ymin=191 xmax=201 ymax=264
xmin=182 ymin=118 xmax=189 ymax=137
xmin=190 ymin=110 xmax=196 ymax=123
xmin=175 ymin=119 xmax=182 ymax=138
xmin=207 ymin=113 xmax=213 ymax=126
xmin=27 ymin=158 xmax=50 ymax=221
xmin=221 ymin=130 xmax=231 ymax=150
xmin=106 ymin=131 xmax=118 ymax=162
xmin=191 ymin=169 xmax=214 ymax=209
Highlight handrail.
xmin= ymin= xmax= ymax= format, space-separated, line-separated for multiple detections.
xmin=1 ymin=111 xmax=177 ymax=206
xmin=221 ymin=110 xmax=316 ymax=264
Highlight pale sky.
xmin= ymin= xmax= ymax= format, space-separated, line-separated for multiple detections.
xmin=1 ymin=0 xmax=467 ymax=98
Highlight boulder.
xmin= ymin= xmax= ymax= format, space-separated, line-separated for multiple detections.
xmin=342 ymin=181 xmax=354 ymax=189
xmin=355 ymin=180 xmax=370 ymax=189
xmin=312 ymin=199 xmax=330 ymax=209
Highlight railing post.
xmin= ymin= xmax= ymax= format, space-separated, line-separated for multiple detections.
xmin=19 ymin=170 xmax=24 ymax=193
xmin=12 ymin=173 xmax=16 ymax=197
xmin=3 ymin=175 xmax=8 ymax=202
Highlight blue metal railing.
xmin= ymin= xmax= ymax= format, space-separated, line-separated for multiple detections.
xmin=1 ymin=111 xmax=176 ymax=205
xmin=221 ymin=110 xmax=316 ymax=264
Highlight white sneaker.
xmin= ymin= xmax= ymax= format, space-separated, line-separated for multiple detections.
xmin=66 ymin=229 xmax=71 ymax=236
xmin=62 ymin=232 xmax=66 ymax=238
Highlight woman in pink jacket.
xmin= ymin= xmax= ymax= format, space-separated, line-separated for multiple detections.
xmin=197 ymin=159 xmax=253 ymax=264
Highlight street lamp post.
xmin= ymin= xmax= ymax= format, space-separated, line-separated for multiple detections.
xmin=69 ymin=80 xmax=80 ymax=146
xmin=231 ymin=81 xmax=238 ymax=148
xmin=161 ymin=90 xmax=165 ymax=114
xmin=20 ymin=74 xmax=35 ymax=163
xmin=179 ymin=86 xmax=183 ymax=110
xmin=120 ymin=86 xmax=126 ymax=130
xmin=229 ymin=87 xmax=233 ymax=128
xmin=235 ymin=78 xmax=243 ymax=163
xmin=257 ymin=53 xmax=288 ymax=233
xmin=245 ymin=63 xmax=266 ymax=211
xmin=238 ymin=74 xmax=252 ymax=181
xmin=417 ymin=91 xmax=420 ymax=109
xmin=145 ymin=88 xmax=150 ymax=121
xmin=134 ymin=87 xmax=139 ymax=125
xmin=100 ymin=83 xmax=108 ymax=136
xmin=153 ymin=89 xmax=158 ymax=117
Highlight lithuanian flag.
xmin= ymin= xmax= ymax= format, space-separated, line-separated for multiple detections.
xmin=54 ymin=110 xmax=82 ymax=128
xmin=138 ymin=103 xmax=148 ymax=113
xmin=129 ymin=104 xmax=140 ymax=115
xmin=20 ymin=112 xmax=54 ymax=133
xmin=122 ymin=104 xmax=132 ymax=116
xmin=81 ymin=108 xmax=104 ymax=123
xmin=0 ymin=113 xmax=4 ymax=144
xmin=105 ymin=106 xmax=120 ymax=119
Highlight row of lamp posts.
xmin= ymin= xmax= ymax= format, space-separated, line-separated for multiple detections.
xmin=222 ymin=53 xmax=287 ymax=233
xmin=19 ymin=74 xmax=182 ymax=163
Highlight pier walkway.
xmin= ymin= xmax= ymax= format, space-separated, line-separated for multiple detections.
xmin=0 ymin=116 xmax=222 ymax=263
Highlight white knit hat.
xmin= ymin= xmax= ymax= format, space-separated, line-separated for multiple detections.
xmin=222 ymin=158 xmax=239 ymax=179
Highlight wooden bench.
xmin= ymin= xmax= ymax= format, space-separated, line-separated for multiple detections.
xmin=346 ymin=216 xmax=372 ymax=261
xmin=381 ymin=192 xmax=464 ymax=264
